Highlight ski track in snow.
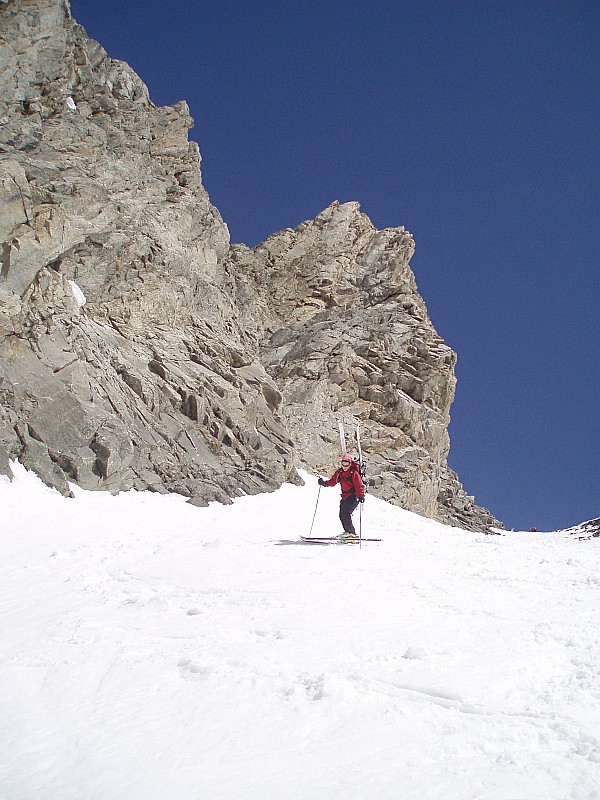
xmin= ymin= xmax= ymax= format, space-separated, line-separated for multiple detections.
xmin=1 ymin=463 xmax=599 ymax=800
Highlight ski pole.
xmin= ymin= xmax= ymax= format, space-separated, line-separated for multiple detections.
xmin=359 ymin=500 xmax=362 ymax=549
xmin=307 ymin=484 xmax=321 ymax=539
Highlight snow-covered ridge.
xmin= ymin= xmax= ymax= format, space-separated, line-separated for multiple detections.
xmin=1 ymin=463 xmax=599 ymax=799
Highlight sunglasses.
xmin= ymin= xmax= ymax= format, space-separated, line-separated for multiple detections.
xmin=341 ymin=460 xmax=351 ymax=464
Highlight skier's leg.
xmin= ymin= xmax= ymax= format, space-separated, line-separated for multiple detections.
xmin=339 ymin=500 xmax=349 ymax=532
xmin=340 ymin=498 xmax=359 ymax=534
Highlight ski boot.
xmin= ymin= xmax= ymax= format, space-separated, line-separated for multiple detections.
xmin=338 ymin=531 xmax=359 ymax=545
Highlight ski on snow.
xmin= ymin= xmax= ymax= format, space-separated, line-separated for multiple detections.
xmin=300 ymin=536 xmax=382 ymax=543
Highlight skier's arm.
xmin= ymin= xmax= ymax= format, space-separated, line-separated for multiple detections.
xmin=353 ymin=469 xmax=365 ymax=499
xmin=318 ymin=470 xmax=339 ymax=487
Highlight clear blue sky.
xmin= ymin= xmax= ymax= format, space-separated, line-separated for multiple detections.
xmin=70 ymin=0 xmax=598 ymax=531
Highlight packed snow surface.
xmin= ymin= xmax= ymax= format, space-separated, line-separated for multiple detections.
xmin=1 ymin=463 xmax=599 ymax=800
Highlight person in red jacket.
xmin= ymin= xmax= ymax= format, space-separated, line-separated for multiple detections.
xmin=318 ymin=454 xmax=365 ymax=536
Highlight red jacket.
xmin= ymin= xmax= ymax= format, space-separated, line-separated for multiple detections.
xmin=325 ymin=461 xmax=365 ymax=500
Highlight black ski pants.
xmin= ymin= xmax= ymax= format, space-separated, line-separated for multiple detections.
xmin=339 ymin=496 xmax=359 ymax=534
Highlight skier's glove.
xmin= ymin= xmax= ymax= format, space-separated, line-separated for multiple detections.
xmin=318 ymin=478 xmax=327 ymax=486
xmin=358 ymin=496 xmax=365 ymax=503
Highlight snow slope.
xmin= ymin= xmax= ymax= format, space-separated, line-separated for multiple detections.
xmin=1 ymin=463 xmax=599 ymax=800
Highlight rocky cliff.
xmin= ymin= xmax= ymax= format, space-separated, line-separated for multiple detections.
xmin=0 ymin=0 xmax=500 ymax=530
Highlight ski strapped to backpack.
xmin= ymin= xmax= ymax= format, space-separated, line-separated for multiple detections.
xmin=337 ymin=419 xmax=367 ymax=486
xmin=338 ymin=420 xmax=347 ymax=454
xmin=355 ymin=422 xmax=367 ymax=488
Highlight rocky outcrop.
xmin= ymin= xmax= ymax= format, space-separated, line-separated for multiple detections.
xmin=0 ymin=0 xmax=500 ymax=529
xmin=228 ymin=201 xmax=495 ymax=527
xmin=565 ymin=519 xmax=600 ymax=540
xmin=0 ymin=0 xmax=296 ymax=504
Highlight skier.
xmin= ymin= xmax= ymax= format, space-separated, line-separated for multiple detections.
xmin=318 ymin=454 xmax=365 ymax=537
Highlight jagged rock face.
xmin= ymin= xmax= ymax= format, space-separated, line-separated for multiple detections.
xmin=0 ymin=0 xmax=500 ymax=529
xmin=229 ymin=202 xmax=495 ymax=528
xmin=0 ymin=0 xmax=296 ymax=503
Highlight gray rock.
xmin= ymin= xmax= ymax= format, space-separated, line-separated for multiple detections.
xmin=0 ymin=442 xmax=13 ymax=479
xmin=0 ymin=0 xmax=501 ymax=530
